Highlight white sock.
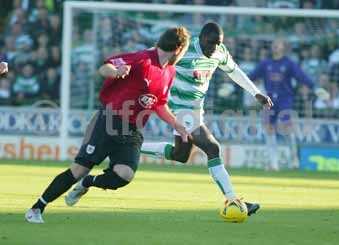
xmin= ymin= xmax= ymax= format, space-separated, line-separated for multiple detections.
xmin=267 ymin=134 xmax=279 ymax=170
xmin=287 ymin=133 xmax=299 ymax=168
xmin=208 ymin=158 xmax=236 ymax=201
xmin=141 ymin=142 xmax=173 ymax=160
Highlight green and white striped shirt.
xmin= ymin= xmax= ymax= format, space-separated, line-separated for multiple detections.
xmin=169 ymin=37 xmax=236 ymax=112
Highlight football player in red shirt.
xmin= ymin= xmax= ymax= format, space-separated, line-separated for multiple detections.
xmin=25 ymin=27 xmax=190 ymax=224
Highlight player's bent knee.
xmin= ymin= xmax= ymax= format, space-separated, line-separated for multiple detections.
xmin=171 ymin=147 xmax=191 ymax=163
xmin=177 ymin=156 xmax=189 ymax=163
xmin=70 ymin=162 xmax=90 ymax=180
xmin=175 ymin=153 xmax=190 ymax=163
xmin=205 ymin=142 xmax=220 ymax=159
xmin=113 ymin=164 xmax=135 ymax=182
xmin=99 ymin=171 xmax=130 ymax=190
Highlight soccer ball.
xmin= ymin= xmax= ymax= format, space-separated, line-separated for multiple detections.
xmin=220 ymin=200 xmax=248 ymax=223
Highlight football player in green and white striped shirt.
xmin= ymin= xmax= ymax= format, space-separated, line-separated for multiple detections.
xmin=142 ymin=23 xmax=273 ymax=216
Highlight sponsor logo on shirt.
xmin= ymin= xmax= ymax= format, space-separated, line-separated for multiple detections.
xmin=138 ymin=94 xmax=158 ymax=109
xmin=144 ymin=78 xmax=151 ymax=86
xmin=269 ymin=72 xmax=284 ymax=82
xmin=193 ymin=70 xmax=212 ymax=81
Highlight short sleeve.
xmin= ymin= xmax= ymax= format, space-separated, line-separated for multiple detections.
xmin=217 ymin=44 xmax=236 ymax=73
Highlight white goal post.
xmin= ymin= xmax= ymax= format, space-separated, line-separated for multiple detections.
xmin=60 ymin=1 xmax=339 ymax=160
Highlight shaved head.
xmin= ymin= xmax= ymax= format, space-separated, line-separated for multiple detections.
xmin=272 ymin=39 xmax=286 ymax=59
xmin=199 ymin=22 xmax=224 ymax=58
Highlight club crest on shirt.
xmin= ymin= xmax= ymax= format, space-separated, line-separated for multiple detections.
xmin=138 ymin=94 xmax=158 ymax=109
xmin=86 ymin=144 xmax=95 ymax=154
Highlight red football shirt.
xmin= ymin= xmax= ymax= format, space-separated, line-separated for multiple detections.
xmin=99 ymin=48 xmax=175 ymax=127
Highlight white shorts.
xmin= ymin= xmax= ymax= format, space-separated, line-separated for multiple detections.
xmin=173 ymin=109 xmax=204 ymax=135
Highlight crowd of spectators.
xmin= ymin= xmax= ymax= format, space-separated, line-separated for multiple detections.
xmin=0 ymin=0 xmax=338 ymax=118
xmin=0 ymin=0 xmax=61 ymax=106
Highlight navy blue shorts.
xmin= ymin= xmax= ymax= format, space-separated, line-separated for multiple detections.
xmin=263 ymin=98 xmax=294 ymax=126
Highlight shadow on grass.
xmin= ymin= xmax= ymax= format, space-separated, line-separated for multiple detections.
xmin=1 ymin=159 xmax=339 ymax=181
xmin=0 ymin=208 xmax=338 ymax=245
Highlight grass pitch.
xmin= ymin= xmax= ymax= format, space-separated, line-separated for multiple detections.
xmin=0 ymin=160 xmax=338 ymax=245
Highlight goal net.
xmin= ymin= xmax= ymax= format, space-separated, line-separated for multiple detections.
xmin=60 ymin=1 xmax=339 ymax=163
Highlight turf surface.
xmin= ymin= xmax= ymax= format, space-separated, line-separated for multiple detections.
xmin=0 ymin=160 xmax=338 ymax=245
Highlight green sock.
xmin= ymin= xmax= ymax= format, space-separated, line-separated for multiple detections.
xmin=141 ymin=142 xmax=173 ymax=160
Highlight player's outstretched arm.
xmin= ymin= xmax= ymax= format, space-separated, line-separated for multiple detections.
xmin=155 ymin=104 xmax=190 ymax=142
xmin=227 ymin=65 xmax=261 ymax=97
xmin=227 ymin=65 xmax=273 ymax=109
xmin=98 ymin=63 xmax=131 ymax=79
xmin=291 ymin=60 xmax=314 ymax=89
xmin=290 ymin=61 xmax=330 ymax=100
xmin=0 ymin=62 xmax=8 ymax=74
xmin=227 ymin=65 xmax=271 ymax=107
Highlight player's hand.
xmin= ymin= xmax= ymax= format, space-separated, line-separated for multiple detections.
xmin=314 ymin=87 xmax=330 ymax=100
xmin=255 ymin=93 xmax=274 ymax=109
xmin=0 ymin=62 xmax=8 ymax=74
xmin=174 ymin=121 xmax=190 ymax=143
xmin=115 ymin=65 xmax=131 ymax=79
